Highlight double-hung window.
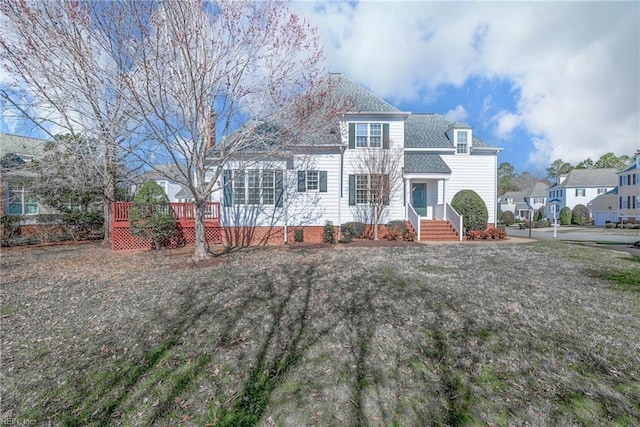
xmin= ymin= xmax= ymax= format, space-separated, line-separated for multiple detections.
xmin=349 ymin=123 xmax=388 ymax=149
xmin=575 ymin=188 xmax=586 ymax=197
xmin=262 ymin=170 xmax=275 ymax=205
xmin=224 ymin=169 xmax=283 ymax=206
xmin=247 ymin=170 xmax=261 ymax=205
xmin=7 ymin=184 xmax=38 ymax=215
xmin=297 ymin=170 xmax=327 ymax=193
xmin=456 ymin=131 xmax=468 ymax=154
xmin=233 ymin=171 xmax=245 ymax=205
xmin=349 ymin=174 xmax=389 ymax=205
xmin=306 ymin=171 xmax=319 ymax=191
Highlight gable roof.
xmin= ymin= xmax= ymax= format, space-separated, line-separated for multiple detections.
xmin=331 ymin=73 xmax=400 ymax=113
xmin=404 ymin=113 xmax=497 ymax=150
xmin=0 ymin=133 xmax=48 ymax=160
xmin=404 ymin=114 xmax=454 ymax=149
xmin=524 ymin=182 xmax=549 ymax=197
xmin=499 ymin=190 xmax=526 ymax=203
xmin=404 ymin=153 xmax=451 ymax=174
xmin=550 ymin=168 xmax=618 ymax=188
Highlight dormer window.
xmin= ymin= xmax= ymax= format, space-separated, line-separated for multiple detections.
xmin=456 ymin=131 xmax=469 ymax=154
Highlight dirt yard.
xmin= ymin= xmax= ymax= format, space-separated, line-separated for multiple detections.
xmin=1 ymin=240 xmax=639 ymax=426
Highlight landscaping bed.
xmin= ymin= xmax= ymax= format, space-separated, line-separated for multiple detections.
xmin=1 ymin=241 xmax=639 ymax=425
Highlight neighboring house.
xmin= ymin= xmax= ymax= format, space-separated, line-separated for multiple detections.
xmin=498 ymin=182 xmax=548 ymax=220
xmin=616 ymin=158 xmax=639 ymax=223
xmin=209 ymin=74 xmax=501 ymax=244
xmin=0 ymin=133 xmax=52 ymax=217
xmin=545 ymin=168 xmax=618 ymax=220
xmin=524 ymin=182 xmax=548 ymax=212
xmin=590 ymin=188 xmax=619 ymax=226
xmin=131 ymin=164 xmax=194 ymax=202
xmin=498 ymin=190 xmax=528 ymax=219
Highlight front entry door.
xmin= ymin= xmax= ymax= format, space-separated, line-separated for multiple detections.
xmin=412 ymin=183 xmax=426 ymax=216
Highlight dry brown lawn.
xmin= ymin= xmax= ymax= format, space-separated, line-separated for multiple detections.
xmin=1 ymin=240 xmax=639 ymax=426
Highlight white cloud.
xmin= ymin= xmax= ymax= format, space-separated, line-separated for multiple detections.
xmin=296 ymin=1 xmax=640 ymax=168
xmin=493 ymin=111 xmax=521 ymax=139
xmin=444 ymin=105 xmax=468 ymax=123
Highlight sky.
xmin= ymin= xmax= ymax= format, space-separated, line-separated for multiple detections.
xmin=1 ymin=1 xmax=638 ymax=176
xmin=293 ymin=0 xmax=640 ymax=175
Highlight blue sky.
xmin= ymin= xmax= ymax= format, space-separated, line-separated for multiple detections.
xmin=2 ymin=1 xmax=638 ymax=176
xmin=294 ymin=0 xmax=640 ymax=175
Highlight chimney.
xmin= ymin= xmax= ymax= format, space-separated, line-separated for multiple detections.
xmin=206 ymin=110 xmax=217 ymax=150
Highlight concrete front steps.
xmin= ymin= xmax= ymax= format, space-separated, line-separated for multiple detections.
xmin=407 ymin=220 xmax=461 ymax=241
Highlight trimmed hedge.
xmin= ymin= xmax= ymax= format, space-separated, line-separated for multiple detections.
xmin=451 ymin=190 xmax=488 ymax=232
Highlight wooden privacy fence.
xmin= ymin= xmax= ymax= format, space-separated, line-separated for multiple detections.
xmin=111 ymin=202 xmax=222 ymax=251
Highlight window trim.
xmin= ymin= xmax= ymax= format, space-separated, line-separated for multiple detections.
xmin=348 ymin=122 xmax=389 ymax=149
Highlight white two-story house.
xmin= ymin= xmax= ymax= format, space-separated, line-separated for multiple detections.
xmin=211 ymin=74 xmax=501 ymax=244
xmin=545 ymin=168 xmax=618 ymax=221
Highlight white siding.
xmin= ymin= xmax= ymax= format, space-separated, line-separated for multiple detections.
xmin=442 ymin=152 xmax=498 ymax=225
xmin=288 ymin=153 xmax=341 ymax=226
xmin=340 ymin=119 xmax=405 ymax=225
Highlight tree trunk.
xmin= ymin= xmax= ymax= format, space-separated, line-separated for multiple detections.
xmin=373 ymin=208 xmax=379 ymax=240
xmin=192 ymin=198 xmax=209 ymax=262
xmin=102 ymin=164 xmax=116 ymax=246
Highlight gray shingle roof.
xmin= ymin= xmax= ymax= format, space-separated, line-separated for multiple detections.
xmin=553 ymin=168 xmax=619 ymax=188
xmin=524 ymin=182 xmax=549 ymax=197
xmin=404 ymin=114 xmax=454 ymax=149
xmin=499 ymin=191 xmax=526 ymax=203
xmin=0 ymin=133 xmax=48 ymax=160
xmin=404 ymin=153 xmax=451 ymax=174
xmin=404 ymin=113 xmax=496 ymax=150
xmin=331 ymin=74 xmax=400 ymax=113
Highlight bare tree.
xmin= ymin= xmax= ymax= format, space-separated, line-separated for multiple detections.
xmin=2 ymin=0 xmax=340 ymax=259
xmin=121 ymin=0 xmax=339 ymax=260
xmin=350 ymin=148 xmax=404 ymax=240
xmin=0 ymin=0 xmax=138 ymax=244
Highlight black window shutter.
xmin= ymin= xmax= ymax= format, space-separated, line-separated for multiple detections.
xmin=383 ymin=123 xmax=390 ymax=149
xmin=348 ymin=123 xmax=355 ymax=149
xmin=383 ymin=174 xmax=390 ymax=205
xmin=223 ymin=170 xmax=232 ymax=205
xmin=348 ymin=175 xmax=355 ymax=205
xmin=297 ymin=171 xmax=306 ymax=192
xmin=319 ymin=171 xmax=327 ymax=192
xmin=275 ymin=170 xmax=284 ymax=208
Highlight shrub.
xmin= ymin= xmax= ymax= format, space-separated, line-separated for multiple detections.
xmin=63 ymin=210 xmax=104 ymax=241
xmin=451 ymin=190 xmax=488 ymax=232
xmin=559 ymin=206 xmax=571 ymax=225
xmin=342 ymin=222 xmax=365 ymax=239
xmin=386 ymin=220 xmax=408 ymax=235
xmin=0 ymin=215 xmax=22 ymax=246
xmin=386 ymin=220 xmax=416 ymax=241
xmin=323 ymin=221 xmax=335 ymax=244
xmin=339 ymin=223 xmax=353 ymax=243
xmin=466 ymin=227 xmax=507 ymax=240
xmin=535 ymin=207 xmax=544 ymax=221
xmin=293 ymin=228 xmax=304 ymax=242
xmin=571 ymin=204 xmax=590 ymax=225
xmin=497 ymin=209 xmax=503 ymax=222
xmin=501 ymin=211 xmax=515 ymax=226
xmin=129 ymin=181 xmax=176 ymax=249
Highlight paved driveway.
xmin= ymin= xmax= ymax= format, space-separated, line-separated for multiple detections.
xmin=505 ymin=225 xmax=640 ymax=256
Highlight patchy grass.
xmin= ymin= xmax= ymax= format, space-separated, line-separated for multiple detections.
xmin=1 ymin=241 xmax=639 ymax=426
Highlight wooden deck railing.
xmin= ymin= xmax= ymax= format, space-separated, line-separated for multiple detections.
xmin=112 ymin=202 xmax=220 ymax=223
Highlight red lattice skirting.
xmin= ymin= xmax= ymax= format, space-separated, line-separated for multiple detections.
xmin=111 ymin=221 xmax=222 ymax=251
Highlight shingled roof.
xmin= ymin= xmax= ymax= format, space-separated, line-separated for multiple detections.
xmin=330 ymin=73 xmax=400 ymax=113
xmin=404 ymin=113 xmax=496 ymax=150
xmin=404 ymin=153 xmax=451 ymax=174
xmin=550 ymin=168 xmax=619 ymax=188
